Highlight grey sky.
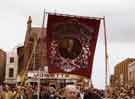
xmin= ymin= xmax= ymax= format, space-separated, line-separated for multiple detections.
xmin=0 ymin=0 xmax=135 ymax=88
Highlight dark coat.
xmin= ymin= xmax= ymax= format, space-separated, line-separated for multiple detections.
xmin=84 ymin=92 xmax=102 ymax=99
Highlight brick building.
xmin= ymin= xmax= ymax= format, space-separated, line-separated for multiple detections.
xmin=17 ymin=16 xmax=47 ymax=74
xmin=0 ymin=49 xmax=6 ymax=83
xmin=128 ymin=61 xmax=135 ymax=86
xmin=112 ymin=58 xmax=135 ymax=86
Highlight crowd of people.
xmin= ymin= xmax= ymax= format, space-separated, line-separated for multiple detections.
xmin=0 ymin=82 xmax=135 ymax=99
xmin=0 ymin=82 xmax=105 ymax=99
xmin=106 ymin=84 xmax=135 ymax=99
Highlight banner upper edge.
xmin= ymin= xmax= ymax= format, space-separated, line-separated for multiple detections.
xmin=46 ymin=12 xmax=103 ymax=20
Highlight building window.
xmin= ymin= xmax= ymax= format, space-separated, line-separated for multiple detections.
xmin=9 ymin=68 xmax=14 ymax=77
xmin=129 ymin=72 xmax=131 ymax=80
xmin=10 ymin=57 xmax=14 ymax=63
xmin=133 ymin=72 xmax=134 ymax=80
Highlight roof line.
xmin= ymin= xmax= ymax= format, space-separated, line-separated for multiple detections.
xmin=46 ymin=12 xmax=103 ymax=20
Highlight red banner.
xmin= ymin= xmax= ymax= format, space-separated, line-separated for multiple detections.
xmin=47 ymin=13 xmax=101 ymax=78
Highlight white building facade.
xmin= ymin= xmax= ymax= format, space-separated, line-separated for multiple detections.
xmin=128 ymin=61 xmax=135 ymax=85
xmin=5 ymin=48 xmax=18 ymax=84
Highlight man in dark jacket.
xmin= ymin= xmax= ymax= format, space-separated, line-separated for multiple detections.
xmin=84 ymin=92 xmax=102 ymax=99
xmin=83 ymin=87 xmax=102 ymax=99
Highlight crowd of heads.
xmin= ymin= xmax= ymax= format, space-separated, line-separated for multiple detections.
xmin=107 ymin=84 xmax=135 ymax=99
xmin=0 ymin=81 xmax=105 ymax=99
xmin=1 ymin=81 xmax=135 ymax=99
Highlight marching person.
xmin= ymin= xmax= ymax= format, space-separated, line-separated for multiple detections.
xmin=1 ymin=84 xmax=13 ymax=99
xmin=64 ymin=84 xmax=80 ymax=99
xmin=83 ymin=87 xmax=102 ymax=99
xmin=13 ymin=86 xmax=27 ymax=99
